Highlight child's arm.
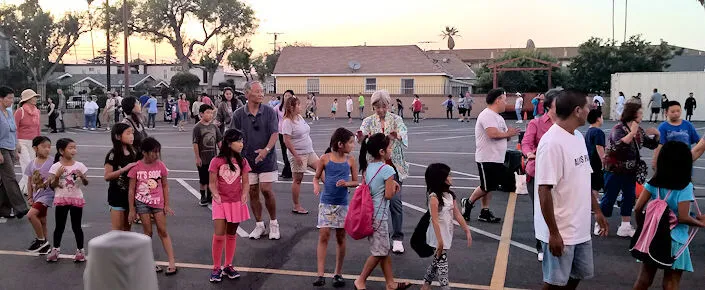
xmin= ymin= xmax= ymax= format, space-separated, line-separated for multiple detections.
xmin=162 ymin=177 xmax=173 ymax=215
xmin=104 ymin=162 xmax=137 ymax=181
xmin=679 ymin=201 xmax=705 ymax=227
xmin=27 ymin=178 xmax=34 ymax=203
xmin=128 ymin=178 xmax=137 ymax=221
xmin=429 ymin=194 xmax=444 ymax=256
xmin=383 ymin=176 xmax=398 ymax=200
xmin=193 ymin=143 xmax=201 ymax=167
xmin=209 ymin=171 xmax=220 ymax=203
xmin=78 ymin=170 xmax=89 ymax=186
xmin=313 ymin=155 xmax=325 ymax=195
xmin=452 ymin=199 xmax=472 ymax=247
xmin=634 ymin=188 xmax=652 ymax=213
xmin=346 ymin=156 xmax=359 ymax=187
xmin=241 ymin=170 xmax=250 ymax=203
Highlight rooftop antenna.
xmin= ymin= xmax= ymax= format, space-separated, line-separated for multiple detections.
xmin=348 ymin=60 xmax=361 ymax=73
xmin=418 ymin=41 xmax=437 ymax=51
xmin=267 ymin=32 xmax=285 ymax=53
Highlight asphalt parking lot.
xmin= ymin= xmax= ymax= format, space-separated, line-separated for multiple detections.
xmin=1 ymin=117 xmax=705 ymax=290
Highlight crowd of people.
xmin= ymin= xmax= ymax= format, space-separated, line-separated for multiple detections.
xmin=1 ymin=82 xmax=705 ymax=290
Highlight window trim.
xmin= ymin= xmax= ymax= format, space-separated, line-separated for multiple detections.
xmin=306 ymin=78 xmax=320 ymax=94
xmin=365 ymin=77 xmax=377 ymax=93
xmin=401 ymin=78 xmax=414 ymax=94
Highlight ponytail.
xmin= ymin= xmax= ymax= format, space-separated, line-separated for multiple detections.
xmin=358 ymin=136 xmax=369 ymax=173
xmin=54 ymin=138 xmax=74 ymax=163
xmin=53 ymin=152 xmax=62 ymax=163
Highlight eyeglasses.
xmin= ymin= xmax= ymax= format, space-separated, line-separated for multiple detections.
xmin=249 ymin=115 xmax=259 ymax=131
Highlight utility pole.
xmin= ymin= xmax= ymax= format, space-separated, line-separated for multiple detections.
xmin=612 ymin=0 xmax=615 ymax=41
xmin=88 ymin=0 xmax=95 ymax=59
xmin=267 ymin=32 xmax=284 ymax=53
xmin=122 ymin=0 xmax=129 ymax=97
xmin=105 ymin=0 xmax=111 ymax=92
xmin=624 ymin=0 xmax=628 ymax=42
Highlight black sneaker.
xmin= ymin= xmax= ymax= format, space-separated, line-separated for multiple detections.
xmin=199 ymin=193 xmax=208 ymax=206
xmin=312 ymin=276 xmax=325 ymax=287
xmin=332 ymin=275 xmax=345 ymax=288
xmin=38 ymin=243 xmax=52 ymax=255
xmin=27 ymin=239 xmax=48 ymax=253
xmin=478 ymin=209 xmax=501 ymax=223
xmin=206 ymin=190 xmax=213 ymax=204
xmin=460 ymin=198 xmax=473 ymax=221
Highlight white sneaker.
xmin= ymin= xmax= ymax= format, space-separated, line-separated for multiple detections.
xmin=516 ymin=120 xmax=523 ymax=123
xmin=537 ymin=252 xmax=544 ymax=262
xmin=392 ymin=240 xmax=404 ymax=254
xmin=617 ymin=224 xmax=636 ymax=237
xmin=82 ymin=127 xmax=87 ymax=130
xmin=249 ymin=223 xmax=266 ymax=239
xmin=269 ymin=222 xmax=280 ymax=240
xmin=593 ymin=222 xmax=601 ymax=236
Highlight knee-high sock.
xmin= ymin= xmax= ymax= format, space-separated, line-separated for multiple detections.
xmin=212 ymin=235 xmax=225 ymax=268
xmin=225 ymin=235 xmax=237 ymax=266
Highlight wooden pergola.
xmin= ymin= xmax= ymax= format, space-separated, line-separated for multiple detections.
xmin=487 ymin=57 xmax=561 ymax=89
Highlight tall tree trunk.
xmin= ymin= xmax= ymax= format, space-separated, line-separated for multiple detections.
xmin=36 ymin=80 xmax=47 ymax=107
xmin=206 ymin=69 xmax=215 ymax=92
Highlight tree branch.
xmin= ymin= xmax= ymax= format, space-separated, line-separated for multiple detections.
xmin=185 ymin=21 xmax=224 ymax=59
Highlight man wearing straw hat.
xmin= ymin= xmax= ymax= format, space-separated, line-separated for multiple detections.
xmin=15 ymin=89 xmax=42 ymax=196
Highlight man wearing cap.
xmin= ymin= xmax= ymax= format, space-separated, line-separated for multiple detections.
xmin=0 ymin=86 xmax=29 ymax=219
xmin=15 ymin=89 xmax=42 ymax=195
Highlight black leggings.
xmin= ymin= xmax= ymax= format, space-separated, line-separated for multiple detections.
xmin=279 ymin=134 xmax=292 ymax=177
xmin=446 ymin=109 xmax=453 ymax=119
xmin=53 ymin=205 xmax=84 ymax=249
xmin=413 ymin=112 xmax=420 ymax=122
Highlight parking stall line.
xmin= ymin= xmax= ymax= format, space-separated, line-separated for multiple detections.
xmin=174 ymin=178 xmax=250 ymax=238
xmin=489 ymin=192 xmax=519 ymax=290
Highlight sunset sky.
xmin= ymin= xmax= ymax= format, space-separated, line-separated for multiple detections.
xmin=4 ymin=0 xmax=705 ymax=66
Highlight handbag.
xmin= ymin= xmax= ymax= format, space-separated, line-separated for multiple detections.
xmin=410 ymin=211 xmax=435 ymax=258
xmin=626 ymin=124 xmax=648 ymax=184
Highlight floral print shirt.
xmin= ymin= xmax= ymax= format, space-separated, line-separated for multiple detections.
xmin=360 ymin=112 xmax=409 ymax=180
xmin=604 ymin=122 xmax=658 ymax=174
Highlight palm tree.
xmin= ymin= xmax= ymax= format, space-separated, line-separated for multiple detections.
xmin=87 ymin=0 xmax=95 ymax=59
xmin=441 ymin=26 xmax=459 ymax=50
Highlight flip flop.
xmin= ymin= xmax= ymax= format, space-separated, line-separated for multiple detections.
xmin=292 ymin=209 xmax=309 ymax=215
xmin=165 ymin=266 xmax=178 ymax=276
xmin=155 ymin=265 xmax=163 ymax=273
xmin=394 ymin=282 xmax=412 ymax=290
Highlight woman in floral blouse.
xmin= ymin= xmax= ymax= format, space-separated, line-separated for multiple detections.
xmin=357 ymin=90 xmax=409 ymax=254
xmin=598 ymin=102 xmax=659 ymax=237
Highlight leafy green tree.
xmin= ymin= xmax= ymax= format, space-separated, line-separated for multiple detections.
xmin=86 ymin=48 xmax=119 ymax=64
xmin=252 ymin=52 xmax=279 ymax=82
xmin=474 ymin=50 xmax=569 ymax=93
xmin=109 ymin=0 xmax=256 ymax=71
xmin=569 ymin=35 xmax=675 ymax=92
xmin=170 ymin=72 xmax=200 ymax=97
xmin=227 ymin=45 xmax=254 ymax=81
xmin=199 ymin=37 xmax=236 ymax=91
xmin=0 ymin=0 xmax=88 ymax=99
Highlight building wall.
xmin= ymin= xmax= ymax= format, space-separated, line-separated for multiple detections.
xmin=65 ymin=65 xmax=119 ymax=75
xmin=610 ymin=71 xmax=705 ymax=120
xmin=275 ymin=75 xmax=449 ymax=95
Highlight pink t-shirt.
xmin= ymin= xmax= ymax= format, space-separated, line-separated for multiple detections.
xmin=202 ymin=96 xmax=213 ymax=106
xmin=14 ymin=104 xmax=41 ymax=140
xmin=128 ymin=160 xmax=169 ymax=208
xmin=208 ymin=157 xmax=251 ymax=203
xmin=178 ymin=99 xmax=190 ymax=113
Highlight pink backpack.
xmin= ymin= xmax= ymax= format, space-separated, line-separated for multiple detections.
xmin=630 ymin=188 xmax=700 ymax=268
xmin=345 ymin=166 xmax=385 ymax=240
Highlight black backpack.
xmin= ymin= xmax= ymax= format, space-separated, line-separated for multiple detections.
xmin=410 ymin=211 xmax=435 ymax=258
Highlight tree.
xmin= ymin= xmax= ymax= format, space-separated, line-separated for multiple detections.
xmin=474 ymin=50 xmax=569 ymax=93
xmin=0 ymin=0 xmax=88 ymax=99
xmin=170 ymin=72 xmax=200 ymax=97
xmin=441 ymin=26 xmax=459 ymax=50
xmin=86 ymin=48 xmax=119 ymax=64
xmin=227 ymin=45 xmax=254 ymax=81
xmin=111 ymin=0 xmax=256 ymax=71
xmin=198 ymin=37 xmax=236 ymax=91
xmin=569 ymin=35 xmax=675 ymax=92
xmin=251 ymin=52 xmax=279 ymax=82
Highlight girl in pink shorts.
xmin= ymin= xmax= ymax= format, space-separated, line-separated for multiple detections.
xmin=207 ymin=129 xmax=251 ymax=282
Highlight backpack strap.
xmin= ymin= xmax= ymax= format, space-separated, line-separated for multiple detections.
xmin=364 ymin=164 xmax=386 ymax=186
xmin=673 ymin=195 xmax=702 ymax=259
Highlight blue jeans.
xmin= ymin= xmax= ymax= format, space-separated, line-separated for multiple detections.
xmin=390 ymin=174 xmax=403 ymax=241
xmin=516 ymin=108 xmax=522 ymax=120
xmin=147 ymin=113 xmax=156 ymax=128
xmin=84 ymin=113 xmax=96 ymax=129
xmin=541 ymin=240 xmax=594 ymax=286
xmin=600 ymin=172 xmax=636 ymax=217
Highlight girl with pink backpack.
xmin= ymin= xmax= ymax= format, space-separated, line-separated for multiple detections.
xmin=353 ymin=133 xmax=411 ymax=290
xmin=633 ymin=141 xmax=705 ymax=290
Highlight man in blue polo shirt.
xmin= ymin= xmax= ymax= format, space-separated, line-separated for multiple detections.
xmin=230 ymin=81 xmax=280 ymax=240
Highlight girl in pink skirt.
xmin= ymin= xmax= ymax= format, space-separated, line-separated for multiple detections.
xmin=207 ymin=129 xmax=251 ymax=283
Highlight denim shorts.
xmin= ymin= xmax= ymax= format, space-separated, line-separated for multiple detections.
xmin=135 ymin=200 xmax=164 ymax=215
xmin=541 ymin=240 xmax=594 ymax=286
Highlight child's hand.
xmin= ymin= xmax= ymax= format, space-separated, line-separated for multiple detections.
xmin=241 ymin=193 xmax=248 ymax=204
xmin=466 ymin=230 xmax=473 ymax=248
xmin=212 ymin=193 xmax=221 ymax=204
xmin=393 ymin=181 xmax=401 ymax=193
xmin=697 ymin=214 xmax=705 ymax=224
xmin=313 ymin=183 xmax=321 ymax=196
xmin=435 ymin=243 xmax=444 ymax=258
xmin=55 ymin=166 xmax=65 ymax=177
xmin=128 ymin=211 xmax=136 ymax=224
xmin=336 ymin=180 xmax=347 ymax=187
xmin=165 ymin=206 xmax=175 ymax=216
xmin=123 ymin=162 xmax=138 ymax=172
xmin=195 ymin=157 xmax=202 ymax=167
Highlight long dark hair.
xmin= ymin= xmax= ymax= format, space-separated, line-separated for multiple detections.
xmin=32 ymin=136 xmax=51 ymax=157
xmin=54 ymin=138 xmax=74 ymax=163
xmin=648 ymin=141 xmax=692 ymax=190
xmin=110 ymin=123 xmax=136 ymax=162
xmin=219 ymin=129 xmax=245 ymax=172
xmin=280 ymin=90 xmax=294 ymax=112
xmin=359 ymin=133 xmax=391 ymax=173
xmin=425 ymin=163 xmax=456 ymax=209
xmin=223 ymin=87 xmax=240 ymax=111
xmin=329 ymin=128 xmax=354 ymax=153
xmin=121 ymin=96 xmax=142 ymax=125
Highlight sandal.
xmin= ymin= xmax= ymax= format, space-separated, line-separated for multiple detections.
xmin=312 ymin=276 xmax=325 ymax=287
xmin=332 ymin=275 xmax=346 ymax=288
xmin=394 ymin=282 xmax=412 ymax=290
xmin=155 ymin=265 xmax=163 ymax=273
xmin=165 ymin=266 xmax=178 ymax=276
xmin=292 ymin=208 xmax=309 ymax=215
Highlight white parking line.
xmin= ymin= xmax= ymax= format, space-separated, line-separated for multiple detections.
xmin=174 ymin=178 xmax=249 ymax=238
xmin=424 ymin=135 xmax=474 ymax=142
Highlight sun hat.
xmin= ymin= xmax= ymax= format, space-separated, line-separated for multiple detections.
xmin=20 ymin=89 xmax=40 ymax=104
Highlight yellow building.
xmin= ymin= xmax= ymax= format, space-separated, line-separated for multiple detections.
xmin=272 ymin=45 xmax=475 ymax=96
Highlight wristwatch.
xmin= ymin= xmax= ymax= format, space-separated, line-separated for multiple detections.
xmin=264 ymin=147 xmax=270 ymax=152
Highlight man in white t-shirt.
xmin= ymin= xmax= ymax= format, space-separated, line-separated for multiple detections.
xmin=514 ymin=93 xmax=524 ymax=124
xmin=534 ymin=89 xmax=608 ymax=289
xmin=460 ymin=88 xmax=518 ymax=223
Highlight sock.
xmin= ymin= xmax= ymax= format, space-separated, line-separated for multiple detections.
xmin=270 ymin=219 xmax=278 ymax=226
xmin=38 ymin=238 xmax=45 ymax=241
xmin=200 ymin=190 xmax=205 ymax=198
xmin=256 ymin=221 xmax=265 ymax=228
xmin=212 ymin=235 xmax=225 ymax=268
xmin=224 ymin=235 xmax=237 ymax=266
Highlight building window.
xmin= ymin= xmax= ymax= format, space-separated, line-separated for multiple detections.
xmin=365 ymin=78 xmax=376 ymax=92
xmin=202 ymin=69 xmax=208 ymax=84
xmin=401 ymin=78 xmax=414 ymax=94
xmin=307 ymin=78 xmax=320 ymax=93
xmin=88 ymin=67 xmax=95 ymax=72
